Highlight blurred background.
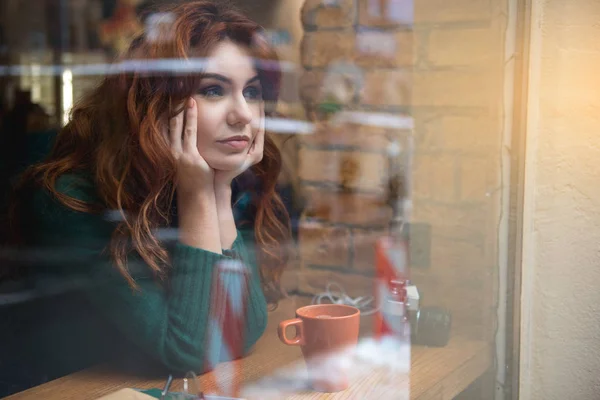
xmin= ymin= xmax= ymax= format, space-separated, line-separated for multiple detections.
xmin=1 ymin=0 xmax=600 ymax=399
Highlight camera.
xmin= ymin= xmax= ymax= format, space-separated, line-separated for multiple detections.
xmin=384 ymin=282 xmax=452 ymax=347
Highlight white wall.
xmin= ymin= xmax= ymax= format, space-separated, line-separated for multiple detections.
xmin=520 ymin=0 xmax=600 ymax=398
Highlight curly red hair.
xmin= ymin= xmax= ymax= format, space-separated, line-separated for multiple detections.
xmin=13 ymin=1 xmax=291 ymax=299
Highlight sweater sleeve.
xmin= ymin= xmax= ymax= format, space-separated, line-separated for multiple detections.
xmin=25 ymin=177 xmax=268 ymax=373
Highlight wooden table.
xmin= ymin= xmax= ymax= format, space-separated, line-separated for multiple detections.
xmin=5 ymin=297 xmax=491 ymax=400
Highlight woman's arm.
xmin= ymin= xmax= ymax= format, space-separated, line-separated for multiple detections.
xmin=177 ymin=189 xmax=222 ymax=253
xmin=27 ymin=182 xmax=267 ymax=373
xmin=169 ymin=98 xmax=222 ymax=254
xmin=214 ymin=185 xmax=237 ymax=250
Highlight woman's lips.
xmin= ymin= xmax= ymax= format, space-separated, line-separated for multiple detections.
xmin=217 ymin=137 xmax=249 ymax=151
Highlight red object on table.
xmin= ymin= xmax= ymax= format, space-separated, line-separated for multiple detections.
xmin=373 ymin=235 xmax=410 ymax=339
xmin=203 ymin=260 xmax=250 ymax=397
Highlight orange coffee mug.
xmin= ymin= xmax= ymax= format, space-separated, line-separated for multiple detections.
xmin=278 ymin=304 xmax=360 ymax=392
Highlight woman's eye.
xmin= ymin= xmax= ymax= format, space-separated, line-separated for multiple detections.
xmin=243 ymin=86 xmax=262 ymax=101
xmin=199 ymin=85 xmax=224 ymax=98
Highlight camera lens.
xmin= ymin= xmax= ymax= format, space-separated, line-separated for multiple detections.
xmin=410 ymin=306 xmax=452 ymax=347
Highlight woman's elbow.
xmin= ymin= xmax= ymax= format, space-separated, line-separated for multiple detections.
xmin=159 ymin=336 xmax=209 ymax=374
xmin=159 ymin=308 xmax=268 ymax=372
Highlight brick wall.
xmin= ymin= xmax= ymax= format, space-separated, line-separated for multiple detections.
xmin=293 ymin=0 xmax=507 ymax=341
xmin=412 ymin=0 xmax=507 ymax=340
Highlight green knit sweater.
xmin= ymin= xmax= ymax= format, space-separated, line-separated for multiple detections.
xmin=20 ymin=173 xmax=268 ymax=378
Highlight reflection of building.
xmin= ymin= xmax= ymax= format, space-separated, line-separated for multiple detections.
xmin=0 ymin=0 xmax=116 ymax=124
xmin=297 ymin=0 xmax=413 ymax=288
xmin=1 ymin=0 xmax=596 ymax=398
xmin=294 ymin=5 xmax=508 ymax=398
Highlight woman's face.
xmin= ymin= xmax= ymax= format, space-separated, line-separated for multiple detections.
xmin=193 ymin=40 xmax=263 ymax=171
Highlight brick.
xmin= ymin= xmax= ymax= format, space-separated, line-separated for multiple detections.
xmin=298 ymin=69 xmax=363 ymax=110
xmin=412 ymin=154 xmax=456 ymax=201
xmin=361 ymin=69 xmax=412 ymax=107
xmin=344 ymin=151 xmax=387 ymax=191
xmin=301 ymin=31 xmax=356 ymax=68
xmin=429 ymin=155 xmax=458 ymax=201
xmin=302 ymin=186 xmax=392 ymax=226
xmin=351 ymin=227 xmax=388 ymax=272
xmin=421 ymin=222 xmax=484 ymax=244
xmin=300 ymin=121 xmax=405 ymax=151
xmin=411 ymin=202 xmax=489 ymax=236
xmin=414 ymin=0 xmax=492 ymax=23
xmin=411 ymin=154 xmax=430 ymax=199
xmin=413 ymin=70 xmax=495 ymax=108
xmin=301 ymin=0 xmax=356 ymax=29
xmin=298 ymin=147 xmax=387 ymax=192
xmin=355 ymin=31 xmax=414 ymax=68
xmin=358 ymin=0 xmax=414 ymax=28
xmin=298 ymin=220 xmax=351 ymax=268
xmin=298 ymin=147 xmax=341 ymax=184
xmin=459 ymin=157 xmax=493 ymax=202
xmin=298 ymin=70 xmax=325 ymax=108
xmin=429 ymin=236 xmax=485 ymax=271
xmin=428 ymin=27 xmax=500 ymax=67
xmin=416 ymin=113 xmax=500 ymax=154
xmin=302 ymin=30 xmax=413 ymax=69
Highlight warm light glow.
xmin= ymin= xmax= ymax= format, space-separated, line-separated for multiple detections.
xmin=30 ymin=64 xmax=41 ymax=103
xmin=61 ymin=68 xmax=73 ymax=126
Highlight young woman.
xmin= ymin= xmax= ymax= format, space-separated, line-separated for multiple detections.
xmin=8 ymin=0 xmax=291 ymax=382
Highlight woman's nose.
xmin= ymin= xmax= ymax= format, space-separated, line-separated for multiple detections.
xmin=227 ymin=94 xmax=253 ymax=127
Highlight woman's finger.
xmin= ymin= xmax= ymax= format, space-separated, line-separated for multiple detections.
xmin=183 ymin=98 xmax=197 ymax=151
xmin=169 ymin=107 xmax=184 ymax=154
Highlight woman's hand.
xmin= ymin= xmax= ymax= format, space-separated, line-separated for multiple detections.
xmin=212 ymin=110 xmax=265 ymax=249
xmin=164 ymin=98 xmax=221 ymax=252
xmin=165 ymin=98 xmax=214 ymax=196
xmin=213 ymin=109 xmax=265 ymax=190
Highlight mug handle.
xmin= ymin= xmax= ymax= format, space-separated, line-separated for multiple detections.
xmin=278 ymin=318 xmax=304 ymax=346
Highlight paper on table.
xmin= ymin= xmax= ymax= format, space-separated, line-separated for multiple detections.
xmin=96 ymin=388 xmax=157 ymax=400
